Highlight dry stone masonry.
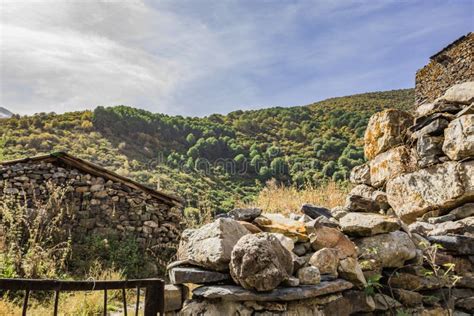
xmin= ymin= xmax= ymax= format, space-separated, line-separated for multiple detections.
xmin=165 ymin=83 xmax=473 ymax=314
xmin=0 ymin=154 xmax=182 ymax=251
xmin=415 ymin=32 xmax=473 ymax=105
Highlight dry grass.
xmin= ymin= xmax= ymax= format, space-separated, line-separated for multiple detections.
xmin=239 ymin=180 xmax=350 ymax=215
xmin=0 ymin=182 xmax=74 ymax=279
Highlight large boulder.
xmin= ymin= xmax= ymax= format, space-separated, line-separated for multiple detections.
xmin=309 ymin=225 xmax=357 ymax=259
xmin=177 ymin=218 xmax=250 ymax=271
xmin=439 ymin=81 xmax=474 ymax=105
xmin=386 ymin=160 xmax=474 ymax=223
xmin=369 ymin=146 xmax=417 ymax=188
xmin=339 ymin=213 xmax=400 ymax=237
xmin=355 ymin=231 xmax=417 ymax=268
xmin=364 ymin=109 xmax=413 ymax=160
xmin=442 ymin=114 xmax=474 ymax=161
xmin=230 ymin=233 xmax=293 ymax=291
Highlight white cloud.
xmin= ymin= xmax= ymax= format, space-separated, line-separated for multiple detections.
xmin=0 ymin=0 xmax=472 ymax=116
xmin=0 ymin=0 xmax=227 ymax=114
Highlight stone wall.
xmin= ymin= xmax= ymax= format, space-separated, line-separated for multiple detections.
xmin=415 ymin=33 xmax=473 ymax=105
xmin=162 ymin=81 xmax=474 ymax=315
xmin=0 ymin=160 xmax=182 ymax=248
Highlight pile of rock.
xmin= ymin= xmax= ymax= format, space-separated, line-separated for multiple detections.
xmin=164 ymin=81 xmax=473 ymax=315
xmin=341 ymin=80 xmax=474 ymax=314
xmin=167 ymin=213 xmax=364 ymax=315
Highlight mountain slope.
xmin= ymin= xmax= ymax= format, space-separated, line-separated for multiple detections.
xmin=0 ymin=107 xmax=13 ymax=119
xmin=0 ymin=88 xmax=414 ymax=212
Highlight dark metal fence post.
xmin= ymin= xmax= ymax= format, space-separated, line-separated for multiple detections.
xmin=103 ymin=289 xmax=108 ymax=316
xmin=135 ymin=287 xmax=140 ymax=316
xmin=144 ymin=283 xmax=161 ymax=316
xmin=22 ymin=289 xmax=30 ymax=316
xmin=122 ymin=287 xmax=127 ymax=316
xmin=53 ymin=290 xmax=60 ymax=316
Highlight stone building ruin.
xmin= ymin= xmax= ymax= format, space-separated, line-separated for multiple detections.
xmin=0 ymin=152 xmax=182 ymax=250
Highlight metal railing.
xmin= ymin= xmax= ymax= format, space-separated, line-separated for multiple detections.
xmin=0 ymin=278 xmax=165 ymax=316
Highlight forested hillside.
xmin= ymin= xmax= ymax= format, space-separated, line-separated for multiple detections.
xmin=0 ymin=89 xmax=414 ymax=213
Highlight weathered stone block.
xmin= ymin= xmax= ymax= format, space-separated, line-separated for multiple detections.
xmin=164 ymin=284 xmax=183 ymax=312
xmin=309 ymin=248 xmax=339 ymax=276
xmin=355 ymin=231 xmax=416 ymax=268
xmin=364 ymin=109 xmax=413 ymax=160
xmin=192 ymin=280 xmax=353 ymax=301
xmin=177 ymin=218 xmax=249 ymax=271
xmin=297 ymin=266 xmax=321 ymax=285
xmin=339 ymin=213 xmax=400 ymax=237
xmin=427 ymin=235 xmax=474 ymax=255
xmin=309 ymin=225 xmax=357 ymax=259
xmin=440 ymin=81 xmax=474 ymax=104
xmin=386 ymin=160 xmax=474 ymax=223
xmin=349 ymin=163 xmax=371 ymax=185
xmin=369 ymin=145 xmax=417 ymax=188
xmin=169 ymin=266 xmax=231 ymax=285
xmin=442 ymin=114 xmax=474 ymax=160
xmin=228 ymin=208 xmax=262 ymax=222
xmin=416 ymin=134 xmax=444 ymax=168
xmin=337 ymin=257 xmax=366 ymax=288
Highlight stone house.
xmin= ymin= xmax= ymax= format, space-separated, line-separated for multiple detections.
xmin=0 ymin=152 xmax=182 ymax=248
xmin=415 ymin=32 xmax=473 ymax=105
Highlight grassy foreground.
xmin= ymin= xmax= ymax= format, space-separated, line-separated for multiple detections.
xmin=0 ymin=181 xmax=348 ymax=314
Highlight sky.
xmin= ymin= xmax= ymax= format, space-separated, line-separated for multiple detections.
xmin=0 ymin=0 xmax=473 ymax=117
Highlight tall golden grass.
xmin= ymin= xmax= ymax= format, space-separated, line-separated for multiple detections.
xmin=239 ymin=180 xmax=350 ymax=215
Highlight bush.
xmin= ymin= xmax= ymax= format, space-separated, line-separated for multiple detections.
xmin=70 ymin=235 xmax=148 ymax=279
xmin=0 ymin=183 xmax=73 ymax=279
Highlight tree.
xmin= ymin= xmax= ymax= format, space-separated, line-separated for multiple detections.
xmin=186 ymin=133 xmax=196 ymax=145
xmin=187 ymin=146 xmax=199 ymax=158
xmin=322 ymin=161 xmax=337 ymax=178
xmin=258 ymin=166 xmax=272 ymax=180
xmin=270 ymin=157 xmax=288 ymax=176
